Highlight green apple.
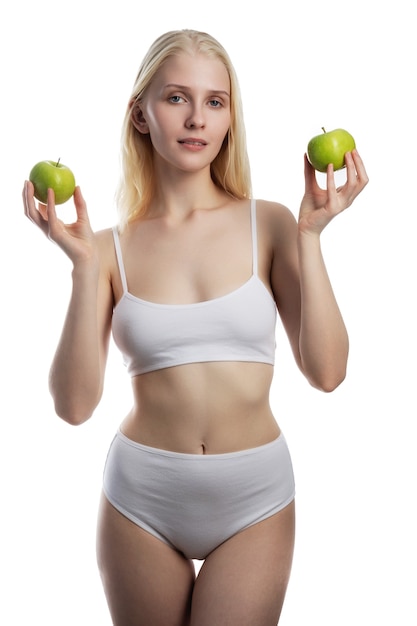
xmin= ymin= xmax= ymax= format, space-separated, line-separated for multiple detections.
xmin=29 ymin=159 xmax=76 ymax=204
xmin=307 ymin=128 xmax=356 ymax=173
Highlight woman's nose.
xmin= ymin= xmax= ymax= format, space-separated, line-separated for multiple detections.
xmin=185 ymin=105 xmax=205 ymax=129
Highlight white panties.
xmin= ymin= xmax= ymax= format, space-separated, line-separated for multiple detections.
xmin=103 ymin=429 xmax=295 ymax=560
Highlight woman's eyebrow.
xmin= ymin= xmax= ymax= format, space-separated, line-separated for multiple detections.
xmin=162 ymin=83 xmax=230 ymax=97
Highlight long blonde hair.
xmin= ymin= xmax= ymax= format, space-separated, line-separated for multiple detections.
xmin=116 ymin=29 xmax=252 ymax=229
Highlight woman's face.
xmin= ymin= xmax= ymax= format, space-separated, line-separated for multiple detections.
xmin=134 ymin=51 xmax=231 ymax=176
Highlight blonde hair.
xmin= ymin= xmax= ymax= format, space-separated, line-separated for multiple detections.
xmin=115 ymin=29 xmax=252 ymax=229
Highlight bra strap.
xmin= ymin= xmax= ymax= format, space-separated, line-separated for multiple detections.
xmin=250 ymin=198 xmax=258 ymax=276
xmin=112 ymin=226 xmax=128 ymax=293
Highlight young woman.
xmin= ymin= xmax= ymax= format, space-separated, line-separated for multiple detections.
xmin=23 ymin=29 xmax=368 ymax=626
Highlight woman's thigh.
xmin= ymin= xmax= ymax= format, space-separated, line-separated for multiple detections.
xmin=190 ymin=500 xmax=296 ymax=626
xmin=96 ymin=493 xmax=196 ymax=626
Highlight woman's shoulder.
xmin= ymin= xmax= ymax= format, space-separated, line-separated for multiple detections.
xmin=93 ymin=226 xmax=114 ymax=251
xmin=255 ymin=198 xmax=298 ymax=241
xmin=255 ymin=198 xmax=295 ymax=220
xmin=92 ymin=227 xmax=118 ymax=277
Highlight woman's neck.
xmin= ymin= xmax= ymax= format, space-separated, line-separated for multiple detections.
xmin=149 ymin=168 xmax=227 ymax=220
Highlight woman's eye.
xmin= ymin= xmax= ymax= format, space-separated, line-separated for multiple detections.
xmin=209 ymin=99 xmax=222 ymax=107
xmin=169 ymin=95 xmax=184 ymax=104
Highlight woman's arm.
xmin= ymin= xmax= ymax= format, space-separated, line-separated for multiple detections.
xmin=271 ymin=150 xmax=368 ymax=391
xmin=48 ymin=250 xmax=113 ymax=424
xmin=23 ymin=182 xmax=114 ymax=424
xmin=296 ymin=225 xmax=349 ymax=391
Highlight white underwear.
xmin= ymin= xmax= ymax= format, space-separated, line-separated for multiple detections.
xmin=103 ymin=429 xmax=295 ymax=560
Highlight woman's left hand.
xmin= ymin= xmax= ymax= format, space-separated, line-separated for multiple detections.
xmin=299 ymin=149 xmax=369 ymax=235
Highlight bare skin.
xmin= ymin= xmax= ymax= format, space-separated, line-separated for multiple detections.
xmin=97 ymin=494 xmax=295 ymax=626
xmin=23 ymin=49 xmax=368 ymax=625
xmin=92 ymin=198 xmax=297 ymax=624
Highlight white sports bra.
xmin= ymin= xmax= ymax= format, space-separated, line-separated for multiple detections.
xmin=111 ymin=199 xmax=277 ymax=376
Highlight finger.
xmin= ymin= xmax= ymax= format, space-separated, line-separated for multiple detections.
xmin=337 ymin=151 xmax=368 ymax=208
xmin=73 ymin=186 xmax=90 ymax=223
xmin=351 ymin=149 xmax=369 ymax=187
xmin=22 ymin=180 xmax=31 ymax=218
xmin=326 ymin=162 xmax=336 ymax=196
xmin=303 ymin=153 xmax=317 ymax=192
xmin=344 ymin=151 xmax=367 ymax=199
xmin=45 ymin=188 xmax=60 ymax=240
xmin=343 ymin=151 xmax=358 ymax=188
xmin=23 ymin=180 xmax=48 ymax=231
xmin=23 ymin=180 xmax=36 ymax=220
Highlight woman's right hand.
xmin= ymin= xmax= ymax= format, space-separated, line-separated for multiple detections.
xmin=23 ymin=181 xmax=98 ymax=265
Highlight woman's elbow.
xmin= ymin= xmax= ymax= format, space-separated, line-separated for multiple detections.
xmin=50 ymin=387 xmax=102 ymax=426
xmin=49 ymin=373 xmax=103 ymax=425
xmin=308 ymin=366 xmax=347 ymax=393
xmin=55 ymin=406 xmax=94 ymax=426
xmin=52 ymin=399 xmax=94 ymax=426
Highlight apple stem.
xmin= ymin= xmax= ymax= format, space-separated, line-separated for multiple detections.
xmin=321 ymin=127 xmax=326 ymax=133
xmin=56 ymin=157 xmax=61 ymax=167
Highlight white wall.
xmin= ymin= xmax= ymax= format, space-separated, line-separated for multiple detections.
xmin=2 ymin=0 xmax=416 ymax=623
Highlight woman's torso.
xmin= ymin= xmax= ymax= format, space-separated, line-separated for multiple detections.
xmin=106 ymin=198 xmax=281 ymax=454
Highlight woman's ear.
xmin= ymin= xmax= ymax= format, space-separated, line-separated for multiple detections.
xmin=130 ymin=101 xmax=149 ymax=134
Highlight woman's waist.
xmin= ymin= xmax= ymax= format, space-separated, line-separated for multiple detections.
xmin=130 ymin=361 xmax=273 ymax=403
xmin=120 ymin=412 xmax=280 ymax=455
xmin=123 ymin=363 xmax=277 ymax=454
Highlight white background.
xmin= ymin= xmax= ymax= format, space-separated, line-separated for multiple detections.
xmin=2 ymin=0 xmax=416 ymax=623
